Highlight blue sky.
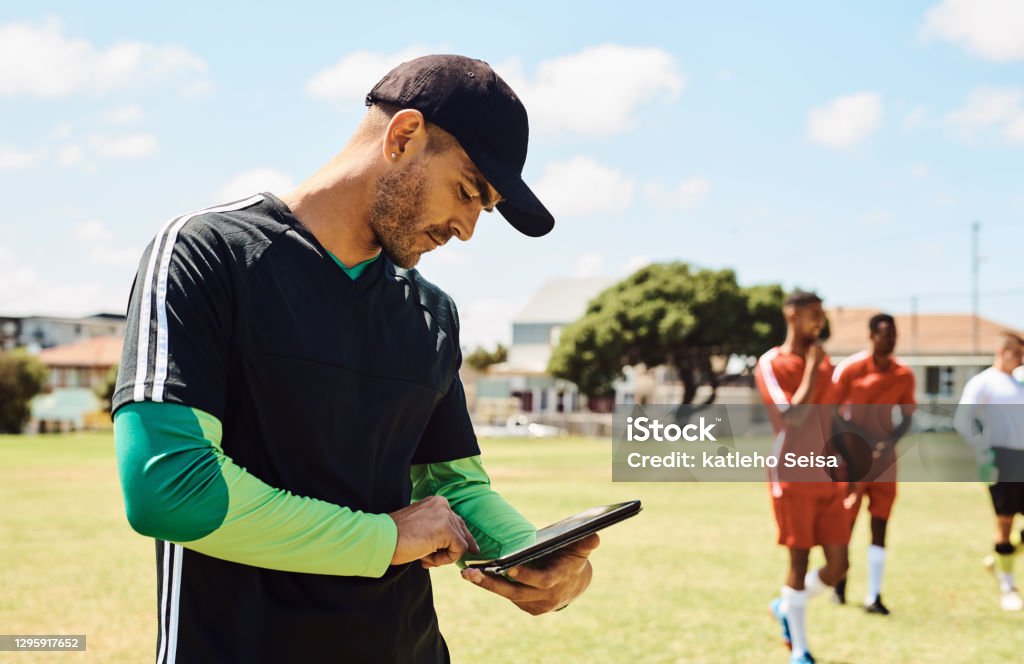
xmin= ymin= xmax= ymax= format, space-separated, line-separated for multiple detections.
xmin=1 ymin=1 xmax=1022 ymax=348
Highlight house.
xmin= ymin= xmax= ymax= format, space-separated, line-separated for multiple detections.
xmin=475 ymin=277 xmax=613 ymax=419
xmin=29 ymin=335 xmax=124 ymax=432
xmin=0 ymin=313 xmax=126 ymax=352
xmin=37 ymin=335 xmax=123 ymax=391
xmin=618 ymin=309 xmax=1019 ymax=407
xmin=826 ymin=308 xmax=1018 ymax=404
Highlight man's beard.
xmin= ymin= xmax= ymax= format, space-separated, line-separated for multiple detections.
xmin=369 ymin=162 xmax=447 ymax=269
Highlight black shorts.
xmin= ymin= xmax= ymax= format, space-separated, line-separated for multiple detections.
xmin=989 ymin=483 xmax=1024 ymax=517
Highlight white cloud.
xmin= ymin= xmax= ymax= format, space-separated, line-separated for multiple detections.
xmin=1007 ymin=115 xmax=1024 ymax=142
xmin=0 ymin=243 xmax=127 ymax=316
xmin=87 ymin=133 xmax=159 ymax=158
xmin=945 ymin=87 xmax=1024 ymax=143
xmin=622 ymin=255 xmax=651 ymax=276
xmin=910 ymin=163 xmax=929 ymax=178
xmin=859 ymin=210 xmax=892 ymax=225
xmin=215 ymin=168 xmax=295 ymax=202
xmin=68 ymin=220 xmax=140 ymax=268
xmin=56 ymin=145 xmax=84 ymax=167
xmin=104 ymin=104 xmax=144 ymax=124
xmin=431 ymin=246 xmax=470 ymax=266
xmin=644 ymin=176 xmax=711 ymax=211
xmin=573 ymin=253 xmax=605 ymax=278
xmin=0 ymin=146 xmax=40 ymax=169
xmin=89 ymin=245 xmax=141 ymax=267
xmin=0 ymin=17 xmax=209 ymax=98
xmin=533 ymin=156 xmax=635 ymax=218
xmin=499 ymin=45 xmax=685 ymax=136
xmin=178 ymin=79 xmax=212 ymax=98
xmin=457 ymin=297 xmax=527 ymax=349
xmin=306 ymin=46 xmax=436 ymax=103
xmin=73 ymin=219 xmax=113 ymax=243
xmin=904 ymin=106 xmax=928 ymax=128
xmin=49 ymin=123 xmax=73 ymax=140
xmin=924 ymin=0 xmax=1024 ymax=62
xmin=807 ymin=92 xmax=883 ymax=149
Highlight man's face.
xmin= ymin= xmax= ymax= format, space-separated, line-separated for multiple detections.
xmin=871 ymin=321 xmax=897 ymax=356
xmin=788 ymin=302 xmax=826 ymax=344
xmin=1000 ymin=338 xmax=1024 ymax=369
xmin=368 ymin=139 xmax=501 ymax=269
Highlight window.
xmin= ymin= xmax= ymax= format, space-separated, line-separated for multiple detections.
xmin=925 ymin=366 xmax=954 ymax=396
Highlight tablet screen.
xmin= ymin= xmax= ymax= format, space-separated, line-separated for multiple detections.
xmin=466 ymin=500 xmax=640 ymax=572
xmin=532 ymin=504 xmax=630 ymax=547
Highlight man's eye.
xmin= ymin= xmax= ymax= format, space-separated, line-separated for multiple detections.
xmin=459 ymin=185 xmax=472 ymax=202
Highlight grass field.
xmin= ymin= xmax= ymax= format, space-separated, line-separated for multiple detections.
xmin=2 ymin=432 xmax=1023 ymax=663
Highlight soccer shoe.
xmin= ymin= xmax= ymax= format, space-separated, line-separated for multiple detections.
xmin=1000 ymin=589 xmax=1024 ymax=611
xmin=770 ymin=598 xmax=791 ymax=650
xmin=983 ymin=555 xmax=995 ymax=575
xmin=864 ymin=596 xmax=890 ymax=616
xmin=831 ymin=578 xmax=846 ymax=605
xmin=789 ymin=651 xmax=816 ymax=664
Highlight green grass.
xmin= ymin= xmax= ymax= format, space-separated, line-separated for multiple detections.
xmin=1 ymin=433 xmax=1022 ymax=663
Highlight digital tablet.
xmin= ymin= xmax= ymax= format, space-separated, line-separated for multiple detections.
xmin=464 ymin=500 xmax=642 ymax=574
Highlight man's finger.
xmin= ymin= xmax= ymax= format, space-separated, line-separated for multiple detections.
xmin=422 ymin=548 xmax=460 ymax=567
xmin=506 ymin=563 xmax=558 ymax=589
xmin=451 ymin=513 xmax=479 ymax=555
xmin=561 ymin=533 xmax=600 ymax=556
xmin=460 ymin=568 xmax=534 ymax=602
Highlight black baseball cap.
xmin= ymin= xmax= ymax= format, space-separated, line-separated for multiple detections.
xmin=366 ymin=54 xmax=554 ymax=238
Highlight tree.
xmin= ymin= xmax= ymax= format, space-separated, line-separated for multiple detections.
xmin=94 ymin=365 xmax=119 ymax=413
xmin=548 ymin=262 xmax=786 ymax=406
xmin=0 ymin=350 xmax=48 ymax=433
xmin=464 ymin=343 xmax=507 ymax=372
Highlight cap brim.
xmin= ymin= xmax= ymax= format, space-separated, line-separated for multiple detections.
xmin=460 ymin=143 xmax=555 ymax=238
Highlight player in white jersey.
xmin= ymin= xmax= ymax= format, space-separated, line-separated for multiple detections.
xmin=954 ymin=331 xmax=1024 ymax=611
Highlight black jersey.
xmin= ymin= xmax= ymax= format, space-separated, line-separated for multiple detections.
xmin=114 ymin=193 xmax=479 ymax=662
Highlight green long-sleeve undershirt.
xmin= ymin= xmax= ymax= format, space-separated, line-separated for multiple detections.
xmin=114 ymin=401 xmax=536 ymax=577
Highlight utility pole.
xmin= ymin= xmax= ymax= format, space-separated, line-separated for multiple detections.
xmin=972 ymin=221 xmax=980 ymax=354
xmin=910 ymin=295 xmax=918 ymax=354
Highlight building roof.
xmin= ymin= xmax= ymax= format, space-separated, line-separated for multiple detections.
xmin=826 ymin=308 xmax=1021 ymax=356
xmin=513 ymin=277 xmax=614 ymax=324
xmin=0 ymin=313 xmax=126 ymax=324
xmin=37 ymin=335 xmax=123 ymax=368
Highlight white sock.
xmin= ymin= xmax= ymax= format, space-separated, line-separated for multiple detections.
xmin=781 ymin=586 xmax=809 ymax=656
xmin=866 ymin=545 xmax=886 ymax=603
xmin=804 ymin=568 xmax=828 ymax=599
xmin=997 ymin=572 xmax=1016 ymax=594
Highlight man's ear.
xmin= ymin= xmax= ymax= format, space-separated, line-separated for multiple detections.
xmin=383 ymin=109 xmax=427 ymax=161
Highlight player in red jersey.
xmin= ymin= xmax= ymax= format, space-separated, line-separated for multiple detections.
xmin=830 ymin=313 xmax=915 ymax=615
xmin=755 ymin=291 xmax=849 ymax=664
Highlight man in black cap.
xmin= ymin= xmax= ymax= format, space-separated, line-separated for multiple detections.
xmin=112 ymin=55 xmax=597 ymax=663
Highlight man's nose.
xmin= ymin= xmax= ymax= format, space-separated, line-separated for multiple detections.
xmin=449 ymin=212 xmax=479 ymax=242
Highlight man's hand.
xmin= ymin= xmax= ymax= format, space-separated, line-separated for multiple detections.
xmin=805 ymin=343 xmax=825 ymax=370
xmin=843 ymin=482 xmax=862 ymax=510
xmin=388 ymin=496 xmax=478 ymax=567
xmin=872 ymin=437 xmax=895 ymax=460
xmin=460 ymin=534 xmax=599 ymax=615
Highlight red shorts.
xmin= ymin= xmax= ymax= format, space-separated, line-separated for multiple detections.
xmin=848 ymin=482 xmax=897 ymax=522
xmin=771 ymin=483 xmax=851 ymax=549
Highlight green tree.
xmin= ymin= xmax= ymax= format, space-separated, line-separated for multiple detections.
xmin=464 ymin=343 xmax=508 ymax=372
xmin=548 ymin=263 xmax=786 ymax=405
xmin=0 ymin=350 xmax=49 ymax=433
xmin=94 ymin=365 xmax=119 ymax=413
